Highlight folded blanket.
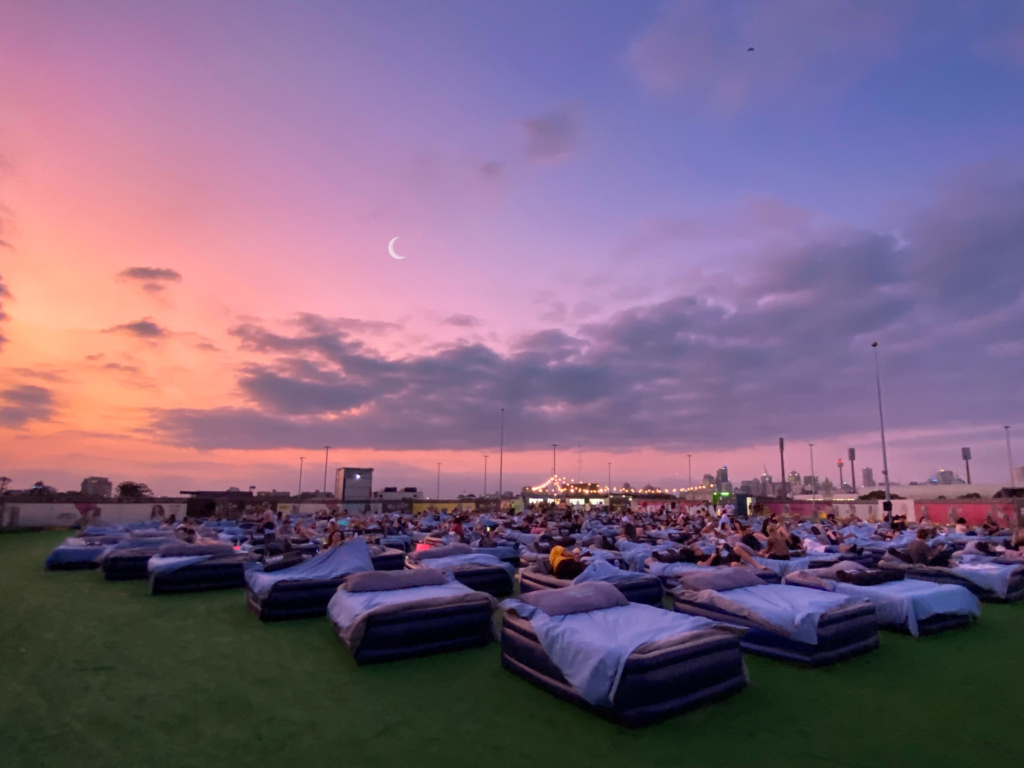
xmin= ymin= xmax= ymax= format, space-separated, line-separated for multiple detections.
xmin=571 ymin=559 xmax=647 ymax=586
xmin=677 ymin=568 xmax=763 ymax=592
xmin=415 ymin=553 xmax=515 ymax=579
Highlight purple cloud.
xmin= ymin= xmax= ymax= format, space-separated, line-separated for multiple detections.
xmin=152 ymin=168 xmax=1024 ymax=453
xmin=0 ymin=385 xmax=56 ymax=428
xmin=118 ymin=266 xmax=183 ymax=294
xmin=105 ymin=318 xmax=168 ymax=339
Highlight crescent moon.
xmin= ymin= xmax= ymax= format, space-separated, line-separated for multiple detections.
xmin=388 ymin=236 xmax=405 ymax=260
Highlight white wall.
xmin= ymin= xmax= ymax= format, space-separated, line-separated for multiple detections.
xmin=0 ymin=501 xmax=187 ymax=529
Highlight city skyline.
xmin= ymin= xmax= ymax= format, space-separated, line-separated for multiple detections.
xmin=1 ymin=2 xmax=1023 ymax=495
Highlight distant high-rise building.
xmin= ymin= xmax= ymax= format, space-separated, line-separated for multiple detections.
xmin=81 ymin=477 xmax=112 ymax=498
xmin=935 ymin=469 xmax=956 ymax=485
xmin=716 ymin=466 xmax=729 ymax=485
xmin=702 ymin=473 xmax=716 ymax=487
xmin=1013 ymin=466 xmax=1024 ymax=484
xmin=334 ymin=468 xmax=373 ymax=500
xmin=862 ymin=468 xmax=876 ymax=488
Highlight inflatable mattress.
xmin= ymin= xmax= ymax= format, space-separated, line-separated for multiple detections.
xmin=519 ymin=565 xmax=664 ymax=605
xmin=784 ymin=569 xmax=979 ymax=636
xmin=671 ymin=570 xmax=878 ymax=666
xmin=328 ymin=570 xmax=497 ymax=664
xmin=501 ymin=584 xmax=747 ymax=727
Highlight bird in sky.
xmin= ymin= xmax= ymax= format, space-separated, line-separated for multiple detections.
xmin=748 ymin=47 xmax=755 ymax=52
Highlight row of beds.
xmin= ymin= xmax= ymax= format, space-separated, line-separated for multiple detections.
xmin=44 ymin=521 xmax=1024 ymax=728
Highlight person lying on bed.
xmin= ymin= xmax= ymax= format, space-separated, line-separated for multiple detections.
xmin=549 ymin=545 xmax=587 ymax=579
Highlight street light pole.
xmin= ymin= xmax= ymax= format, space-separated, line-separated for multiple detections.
xmin=552 ymin=444 xmax=558 ymax=477
xmin=298 ymin=456 xmax=305 ymax=496
xmin=607 ymin=462 xmax=611 ymax=490
xmin=687 ymin=454 xmax=692 ymax=488
xmin=483 ymin=455 xmax=489 ymax=496
xmin=322 ymin=446 xmax=330 ymax=496
xmin=498 ymin=408 xmax=505 ymax=502
xmin=809 ymin=443 xmax=816 ymax=513
xmin=872 ymin=342 xmax=893 ymax=522
xmin=1006 ymin=426 xmax=1016 ymax=488
xmin=436 ymin=463 xmax=441 ymax=500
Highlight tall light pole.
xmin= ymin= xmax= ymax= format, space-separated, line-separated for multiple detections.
xmin=1006 ymin=426 xmax=1016 ymax=488
xmin=436 ymin=463 xmax=441 ymax=500
xmin=483 ymin=455 xmax=489 ymax=496
xmin=808 ymin=443 xmax=816 ymax=512
xmin=849 ymin=448 xmax=857 ymax=493
xmin=837 ymin=458 xmax=844 ymax=491
xmin=872 ymin=342 xmax=893 ymax=522
xmin=779 ymin=438 xmax=787 ymax=500
xmin=498 ymin=408 xmax=505 ymax=502
xmin=607 ymin=462 xmax=611 ymax=490
xmin=322 ymin=446 xmax=330 ymax=496
xmin=551 ymin=444 xmax=558 ymax=476
xmin=687 ymin=454 xmax=692 ymax=488
xmin=298 ymin=456 xmax=305 ymax=496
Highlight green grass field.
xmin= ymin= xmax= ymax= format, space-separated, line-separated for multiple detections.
xmin=1 ymin=530 xmax=1018 ymax=768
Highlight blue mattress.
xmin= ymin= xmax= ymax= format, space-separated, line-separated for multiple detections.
xmin=408 ymin=560 xmax=514 ymax=597
xmin=369 ymin=548 xmax=406 ymax=571
xmin=329 ymin=587 xmax=495 ymax=665
xmin=44 ymin=540 xmax=107 ymax=570
xmin=783 ymin=571 xmax=978 ymax=636
xmin=149 ymin=554 xmax=254 ymax=595
xmin=102 ymin=545 xmax=169 ymax=580
xmin=501 ymin=612 xmax=747 ymax=727
xmin=519 ymin=566 xmax=664 ymax=606
xmin=880 ymin=561 xmax=1024 ymax=603
xmin=672 ymin=591 xmax=878 ymax=666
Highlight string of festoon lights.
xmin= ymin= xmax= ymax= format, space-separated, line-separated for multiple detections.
xmin=528 ymin=474 xmax=713 ymax=496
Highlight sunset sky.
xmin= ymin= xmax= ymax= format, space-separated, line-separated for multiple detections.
xmin=1 ymin=1 xmax=1023 ymax=496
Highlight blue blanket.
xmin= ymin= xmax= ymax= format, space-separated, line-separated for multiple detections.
xmin=951 ymin=562 xmax=1023 ymax=599
xmin=828 ymin=579 xmax=979 ymax=636
xmin=753 ymin=556 xmax=813 ymax=577
xmin=245 ymin=539 xmax=375 ymax=598
xmin=416 ymin=553 xmax=515 ymax=579
xmin=693 ymin=584 xmax=859 ymax=644
xmin=571 ymin=558 xmax=647 ymax=585
xmin=327 ymin=580 xmax=473 ymax=631
xmin=647 ymin=560 xmax=703 ymax=579
xmin=502 ymin=599 xmax=717 ymax=707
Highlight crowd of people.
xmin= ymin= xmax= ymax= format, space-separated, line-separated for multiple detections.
xmin=139 ymin=496 xmax=1024 ymax=574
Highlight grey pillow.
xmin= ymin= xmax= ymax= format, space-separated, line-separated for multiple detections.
xmin=346 ymin=569 xmax=448 ymax=593
xmin=519 ymin=581 xmax=628 ymax=616
xmin=677 ymin=568 xmax=764 ymax=592
xmin=407 ymin=543 xmax=473 ymax=562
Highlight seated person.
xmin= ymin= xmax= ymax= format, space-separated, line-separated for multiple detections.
xmin=549 ymin=545 xmax=586 ymax=579
xmin=763 ymin=524 xmax=791 ymax=560
xmin=904 ymin=528 xmax=953 ymax=567
xmin=954 ymin=517 xmax=969 ymax=535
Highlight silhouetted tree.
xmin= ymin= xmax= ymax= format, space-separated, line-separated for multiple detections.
xmin=116 ymin=481 xmax=153 ymax=500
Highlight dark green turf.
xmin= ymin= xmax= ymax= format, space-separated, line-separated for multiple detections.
xmin=1 ymin=531 xmax=1018 ymax=767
